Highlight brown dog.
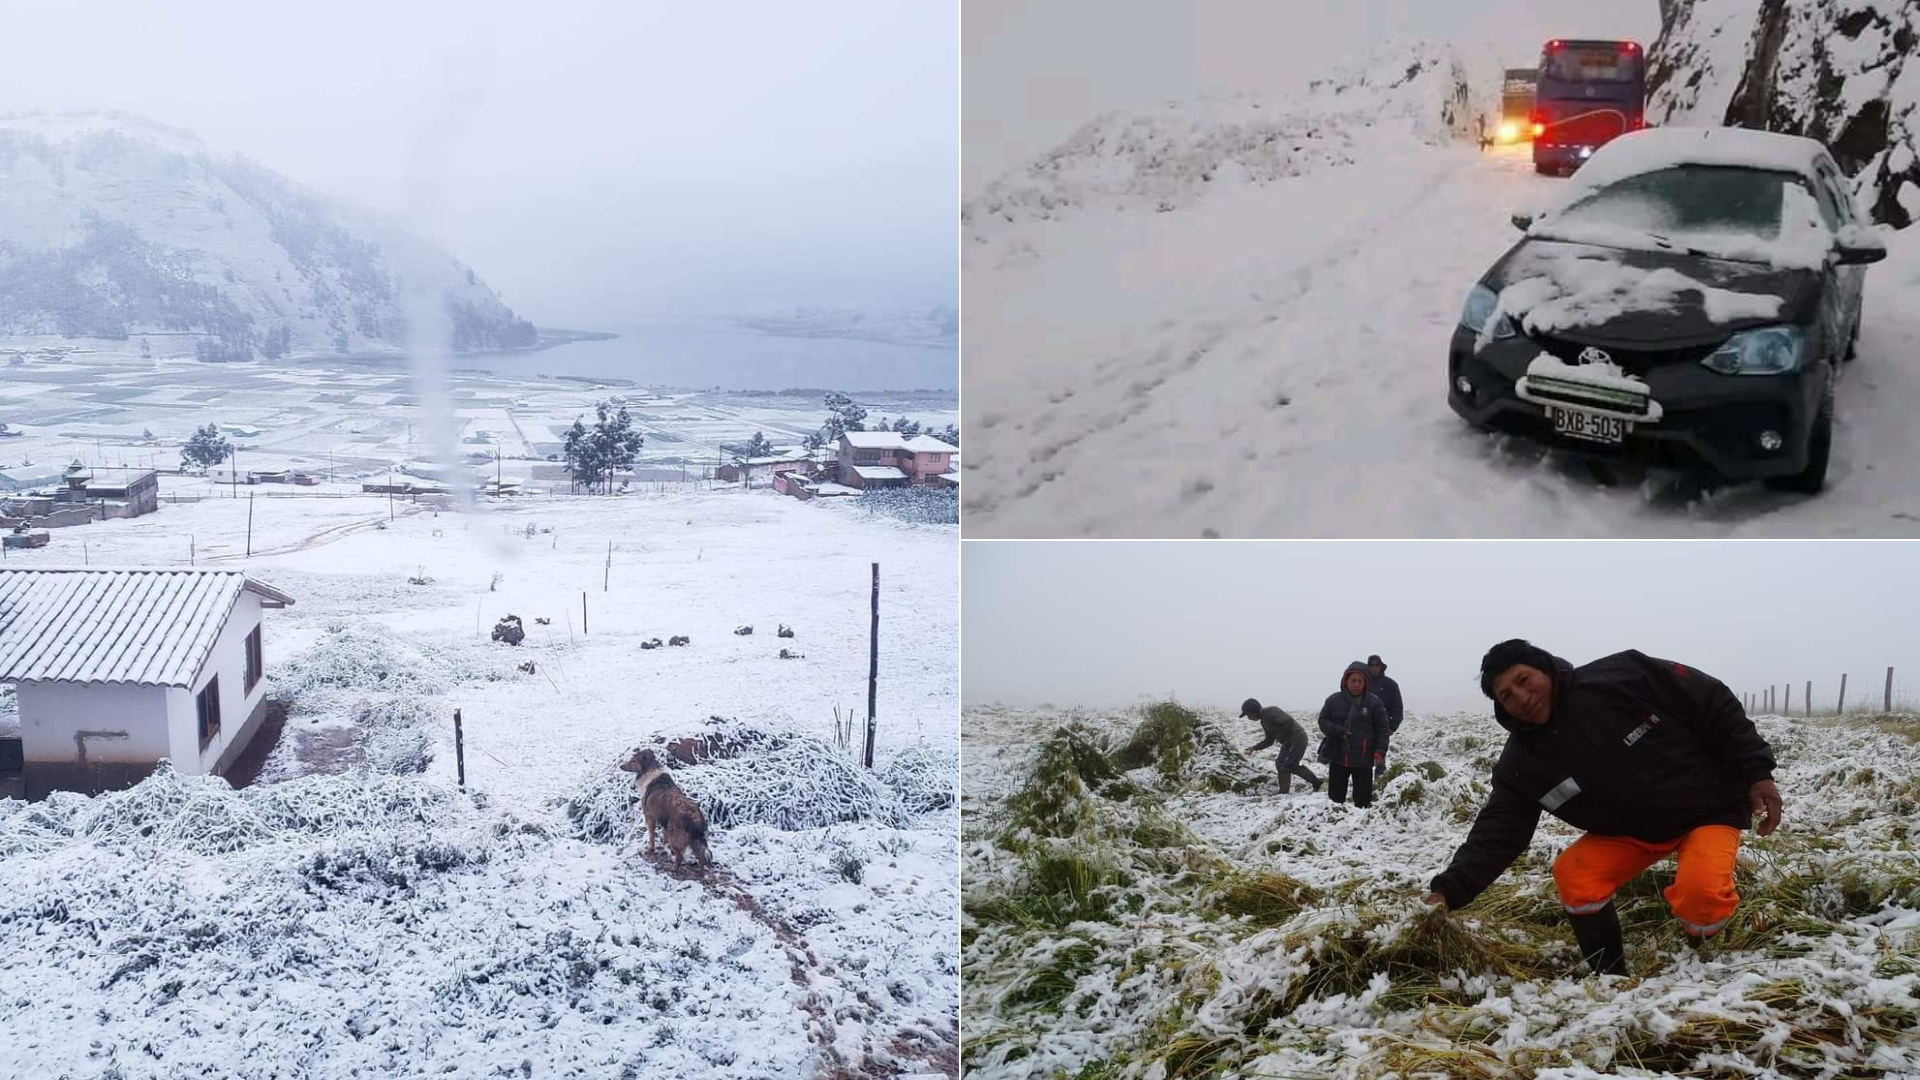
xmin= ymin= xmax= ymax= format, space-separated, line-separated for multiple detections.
xmin=618 ymin=748 xmax=712 ymax=868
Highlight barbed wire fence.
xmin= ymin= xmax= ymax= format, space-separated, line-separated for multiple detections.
xmin=1742 ymin=666 xmax=1918 ymax=717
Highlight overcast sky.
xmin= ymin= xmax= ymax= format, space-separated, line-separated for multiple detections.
xmin=964 ymin=542 xmax=1920 ymax=717
xmin=2 ymin=0 xmax=956 ymax=326
xmin=964 ymin=0 xmax=1663 ymax=195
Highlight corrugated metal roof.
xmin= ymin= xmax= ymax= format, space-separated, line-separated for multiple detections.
xmin=853 ymin=466 xmax=909 ymax=480
xmin=0 ymin=569 xmax=294 ymax=687
xmin=841 ymin=431 xmax=911 ymax=449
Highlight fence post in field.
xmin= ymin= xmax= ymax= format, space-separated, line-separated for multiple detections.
xmin=1887 ymin=667 xmax=1895 ymax=713
xmin=1838 ymin=673 xmax=1848 ymax=715
xmin=1784 ymin=682 xmax=1791 ymax=714
xmin=866 ymin=562 xmax=879 ymax=769
xmin=1804 ymin=681 xmax=1811 ymax=718
xmin=455 ymin=709 xmax=466 ymax=789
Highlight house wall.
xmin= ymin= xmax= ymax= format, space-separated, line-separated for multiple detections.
xmin=168 ymin=590 xmax=272 ymax=778
xmin=17 ymin=679 xmax=172 ymax=798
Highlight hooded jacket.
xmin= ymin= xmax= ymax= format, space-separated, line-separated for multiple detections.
xmin=1317 ymin=661 xmax=1392 ymax=768
xmin=1429 ymin=649 xmax=1776 ymax=910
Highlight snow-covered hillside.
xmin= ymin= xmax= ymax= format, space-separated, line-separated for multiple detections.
xmin=965 ymin=39 xmax=1504 ymax=239
xmin=0 ymin=486 xmax=959 ymax=1078
xmin=0 ymin=111 xmax=536 ymax=357
xmin=962 ymin=702 xmax=1920 ymax=1078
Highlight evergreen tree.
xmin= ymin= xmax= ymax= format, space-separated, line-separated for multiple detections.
xmin=180 ymin=424 xmax=233 ymax=471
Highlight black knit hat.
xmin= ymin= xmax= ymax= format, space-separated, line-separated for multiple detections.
xmin=1241 ymin=697 xmax=1262 ymax=719
xmin=1479 ymin=638 xmax=1555 ymax=699
xmin=1367 ymin=654 xmax=1385 ymax=667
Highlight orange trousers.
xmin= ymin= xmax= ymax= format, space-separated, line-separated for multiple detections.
xmin=1551 ymin=825 xmax=1741 ymax=937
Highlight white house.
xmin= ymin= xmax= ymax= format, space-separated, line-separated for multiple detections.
xmin=0 ymin=568 xmax=294 ymax=799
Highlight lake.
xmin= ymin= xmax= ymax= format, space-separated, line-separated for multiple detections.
xmin=451 ymin=316 xmax=957 ymax=393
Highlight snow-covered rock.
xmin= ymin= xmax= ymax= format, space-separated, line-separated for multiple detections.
xmin=1650 ymin=0 xmax=1920 ymax=228
xmin=0 ymin=110 xmax=537 ymax=355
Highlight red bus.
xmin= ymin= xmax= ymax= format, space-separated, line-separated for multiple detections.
xmin=1531 ymin=39 xmax=1646 ymax=175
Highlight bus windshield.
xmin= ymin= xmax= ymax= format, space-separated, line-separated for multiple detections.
xmin=1539 ymin=41 xmax=1644 ymax=94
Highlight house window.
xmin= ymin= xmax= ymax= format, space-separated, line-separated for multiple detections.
xmin=854 ymin=449 xmax=884 ymax=465
xmin=244 ymin=625 xmax=263 ymax=693
xmin=197 ymin=676 xmax=222 ymax=748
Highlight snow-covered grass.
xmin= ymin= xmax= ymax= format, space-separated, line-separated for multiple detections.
xmin=961 ymin=703 xmax=1920 ymax=1079
xmin=0 ymin=484 xmax=958 ymax=1078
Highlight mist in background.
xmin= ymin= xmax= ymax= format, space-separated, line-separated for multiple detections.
xmin=3 ymin=0 xmax=956 ymax=326
xmin=963 ymin=542 xmax=1920 ymax=717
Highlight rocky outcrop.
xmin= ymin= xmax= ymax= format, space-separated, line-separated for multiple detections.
xmin=1651 ymin=0 xmax=1920 ymax=227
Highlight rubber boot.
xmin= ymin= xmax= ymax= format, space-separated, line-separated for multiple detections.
xmin=1567 ymin=902 xmax=1628 ymax=976
xmin=1276 ymin=767 xmax=1292 ymax=795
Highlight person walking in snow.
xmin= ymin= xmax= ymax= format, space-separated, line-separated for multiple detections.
xmin=1367 ymin=654 xmax=1404 ymax=779
xmin=1241 ymin=698 xmax=1322 ymax=794
xmin=1423 ymin=639 xmax=1783 ymax=976
xmin=1317 ymin=661 xmax=1391 ymax=808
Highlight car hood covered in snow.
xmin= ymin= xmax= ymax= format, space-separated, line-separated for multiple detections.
xmin=1483 ymin=237 xmax=1814 ymax=346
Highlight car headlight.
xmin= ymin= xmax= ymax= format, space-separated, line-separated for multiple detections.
xmin=1459 ymin=283 xmax=1516 ymax=339
xmin=1700 ymin=326 xmax=1803 ymax=375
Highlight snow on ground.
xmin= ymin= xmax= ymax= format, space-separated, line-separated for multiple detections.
xmin=961 ymin=702 xmax=1920 ymax=1079
xmin=0 ymin=483 xmax=958 ymax=1079
xmin=963 ymin=123 xmax=1920 ymax=537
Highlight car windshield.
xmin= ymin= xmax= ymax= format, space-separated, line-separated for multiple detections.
xmin=1551 ymin=165 xmax=1798 ymax=242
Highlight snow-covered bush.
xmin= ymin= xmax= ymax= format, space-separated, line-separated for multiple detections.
xmin=875 ymin=743 xmax=958 ymax=812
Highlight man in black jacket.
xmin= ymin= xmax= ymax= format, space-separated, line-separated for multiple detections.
xmin=1367 ymin=654 xmax=1403 ymax=778
xmin=1423 ymin=639 xmax=1783 ymax=975
xmin=1241 ymin=698 xmax=1323 ymax=793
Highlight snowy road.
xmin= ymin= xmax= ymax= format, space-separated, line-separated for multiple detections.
xmin=963 ymin=142 xmax=1920 ymax=537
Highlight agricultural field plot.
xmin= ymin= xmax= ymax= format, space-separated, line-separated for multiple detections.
xmin=961 ymin=703 xmax=1920 ymax=1079
xmin=0 ymin=341 xmax=955 ymax=492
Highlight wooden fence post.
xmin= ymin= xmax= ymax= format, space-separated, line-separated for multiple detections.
xmin=1784 ymin=682 xmax=1791 ymax=714
xmin=1804 ymin=680 xmax=1811 ymax=718
xmin=582 ymin=591 xmax=588 ymax=635
xmin=246 ymin=491 xmax=254 ymax=557
xmin=1838 ymin=673 xmax=1848 ymax=715
xmin=866 ymin=562 xmax=879 ymax=769
xmin=1887 ymin=667 xmax=1896 ymax=713
xmin=455 ymin=709 xmax=466 ymax=788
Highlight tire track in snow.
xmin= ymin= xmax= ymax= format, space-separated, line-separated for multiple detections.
xmin=969 ymin=148 xmax=1477 ymax=534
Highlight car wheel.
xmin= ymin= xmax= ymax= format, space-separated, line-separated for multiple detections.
xmin=1765 ymin=367 xmax=1833 ymax=495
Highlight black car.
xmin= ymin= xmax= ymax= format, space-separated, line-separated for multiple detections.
xmin=1448 ymin=128 xmax=1885 ymax=493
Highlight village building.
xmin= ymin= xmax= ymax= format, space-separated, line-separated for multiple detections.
xmin=835 ymin=432 xmax=959 ymax=489
xmin=0 ymin=568 xmax=294 ymax=799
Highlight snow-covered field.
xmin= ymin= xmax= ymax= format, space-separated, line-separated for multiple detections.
xmin=0 ymin=482 xmax=959 ymax=1078
xmin=963 ymin=106 xmax=1920 ymax=537
xmin=0 ymin=341 xmax=956 ymax=492
xmin=961 ymin=702 xmax=1920 ymax=1078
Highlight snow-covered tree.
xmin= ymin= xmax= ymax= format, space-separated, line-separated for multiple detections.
xmin=180 ymin=424 xmax=232 ymax=471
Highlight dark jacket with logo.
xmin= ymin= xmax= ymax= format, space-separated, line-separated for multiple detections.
xmin=1370 ymin=672 xmax=1404 ymax=732
xmin=1429 ymin=649 xmax=1776 ymax=910
xmin=1318 ymin=665 xmax=1393 ymax=768
xmin=1248 ymin=705 xmax=1308 ymax=752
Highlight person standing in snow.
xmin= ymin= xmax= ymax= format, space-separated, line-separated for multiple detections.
xmin=1240 ymin=698 xmax=1322 ymax=794
xmin=1423 ymin=639 xmax=1783 ymax=976
xmin=1367 ymin=654 xmax=1403 ymax=779
xmin=1317 ymin=661 xmax=1391 ymax=808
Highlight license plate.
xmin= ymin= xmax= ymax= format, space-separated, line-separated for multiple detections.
xmin=1550 ymin=406 xmax=1625 ymax=444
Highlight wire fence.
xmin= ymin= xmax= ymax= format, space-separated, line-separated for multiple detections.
xmin=1742 ymin=667 xmax=1919 ymax=717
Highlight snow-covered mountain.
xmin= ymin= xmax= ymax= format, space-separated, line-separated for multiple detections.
xmin=1650 ymin=0 xmax=1920 ymax=228
xmin=963 ymin=39 xmax=1505 ymax=239
xmin=0 ymin=111 xmax=536 ymax=357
